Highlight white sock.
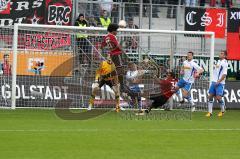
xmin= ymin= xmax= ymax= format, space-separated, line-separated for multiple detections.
xmin=220 ymin=103 xmax=225 ymax=112
xmin=176 ymin=94 xmax=182 ymax=101
xmin=208 ymin=101 xmax=213 ymax=114
xmin=218 ymin=99 xmax=225 ymax=112
xmin=190 ymin=100 xmax=195 ymax=106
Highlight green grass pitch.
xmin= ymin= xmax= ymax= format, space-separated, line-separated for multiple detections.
xmin=0 ymin=109 xmax=240 ymax=159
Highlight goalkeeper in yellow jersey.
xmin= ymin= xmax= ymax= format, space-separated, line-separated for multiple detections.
xmin=88 ymin=55 xmax=121 ymax=112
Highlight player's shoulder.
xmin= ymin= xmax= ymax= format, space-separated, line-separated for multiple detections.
xmin=191 ymin=59 xmax=198 ymax=64
xmin=221 ymin=59 xmax=228 ymax=66
xmin=105 ymin=33 xmax=111 ymax=38
xmin=223 ymin=59 xmax=228 ymax=64
xmin=189 ymin=59 xmax=198 ymax=66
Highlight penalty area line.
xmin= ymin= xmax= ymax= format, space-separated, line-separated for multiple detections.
xmin=0 ymin=128 xmax=240 ymax=132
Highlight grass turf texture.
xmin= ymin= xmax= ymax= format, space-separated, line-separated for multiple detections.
xmin=0 ymin=109 xmax=240 ymax=159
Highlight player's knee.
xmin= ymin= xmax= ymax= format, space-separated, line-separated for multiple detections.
xmin=182 ymin=90 xmax=188 ymax=97
xmin=175 ymin=90 xmax=180 ymax=95
xmin=217 ymin=98 xmax=224 ymax=105
xmin=182 ymin=93 xmax=189 ymax=99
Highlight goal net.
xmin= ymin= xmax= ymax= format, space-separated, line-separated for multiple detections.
xmin=0 ymin=24 xmax=214 ymax=119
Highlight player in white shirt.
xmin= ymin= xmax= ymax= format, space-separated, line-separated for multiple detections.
xmin=125 ymin=62 xmax=146 ymax=115
xmin=206 ymin=51 xmax=228 ymax=117
xmin=175 ymin=51 xmax=204 ymax=112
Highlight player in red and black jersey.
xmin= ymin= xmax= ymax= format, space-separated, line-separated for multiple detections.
xmin=145 ymin=71 xmax=178 ymax=113
xmin=101 ymin=24 xmax=127 ymax=92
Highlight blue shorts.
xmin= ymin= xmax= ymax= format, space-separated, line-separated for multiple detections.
xmin=208 ymin=82 xmax=225 ymax=96
xmin=176 ymin=79 xmax=192 ymax=92
xmin=129 ymin=85 xmax=142 ymax=107
xmin=129 ymin=85 xmax=141 ymax=94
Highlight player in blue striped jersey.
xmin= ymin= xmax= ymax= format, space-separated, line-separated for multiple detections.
xmin=206 ymin=51 xmax=228 ymax=117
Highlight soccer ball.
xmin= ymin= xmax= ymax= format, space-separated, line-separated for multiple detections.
xmin=118 ymin=20 xmax=126 ymax=28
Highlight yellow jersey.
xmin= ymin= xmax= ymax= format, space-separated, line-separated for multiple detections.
xmin=95 ymin=61 xmax=116 ymax=81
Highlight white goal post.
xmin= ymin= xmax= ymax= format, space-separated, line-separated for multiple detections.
xmin=7 ymin=23 xmax=215 ymax=110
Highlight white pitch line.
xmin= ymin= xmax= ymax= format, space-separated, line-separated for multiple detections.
xmin=0 ymin=128 xmax=240 ymax=132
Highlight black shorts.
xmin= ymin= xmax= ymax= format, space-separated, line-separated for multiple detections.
xmin=111 ymin=54 xmax=123 ymax=67
xmin=101 ymin=71 xmax=117 ymax=79
xmin=98 ymin=79 xmax=118 ymax=88
xmin=150 ymin=94 xmax=169 ymax=108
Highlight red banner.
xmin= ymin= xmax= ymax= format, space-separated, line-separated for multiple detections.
xmin=227 ymin=33 xmax=240 ymax=60
xmin=25 ymin=33 xmax=71 ymax=50
xmin=227 ymin=8 xmax=240 ymax=60
xmin=185 ymin=7 xmax=226 ymax=39
xmin=0 ymin=0 xmax=72 ymax=26
xmin=46 ymin=0 xmax=72 ymax=25
xmin=205 ymin=8 xmax=226 ymax=39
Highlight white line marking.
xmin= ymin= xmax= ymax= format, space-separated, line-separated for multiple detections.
xmin=0 ymin=128 xmax=240 ymax=132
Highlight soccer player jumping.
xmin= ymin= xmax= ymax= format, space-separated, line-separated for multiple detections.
xmin=175 ymin=51 xmax=204 ymax=112
xmin=101 ymin=24 xmax=127 ymax=92
xmin=206 ymin=51 xmax=228 ymax=117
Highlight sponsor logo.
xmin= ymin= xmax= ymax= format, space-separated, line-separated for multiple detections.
xmin=28 ymin=58 xmax=45 ymax=75
xmin=186 ymin=10 xmax=225 ymax=28
xmin=1 ymin=84 xmax=68 ymax=100
xmin=25 ymin=33 xmax=71 ymax=50
xmin=48 ymin=5 xmax=71 ymax=25
xmin=0 ymin=0 xmax=10 ymax=14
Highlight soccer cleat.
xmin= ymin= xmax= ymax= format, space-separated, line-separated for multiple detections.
xmin=115 ymin=106 xmax=120 ymax=113
xmin=87 ymin=105 xmax=92 ymax=111
xmin=144 ymin=109 xmax=149 ymax=114
xmin=88 ymin=97 xmax=94 ymax=111
xmin=87 ymin=101 xmax=93 ymax=111
xmin=145 ymin=108 xmax=151 ymax=114
xmin=135 ymin=110 xmax=144 ymax=116
xmin=217 ymin=111 xmax=225 ymax=117
xmin=205 ymin=112 xmax=212 ymax=117
xmin=120 ymin=106 xmax=126 ymax=111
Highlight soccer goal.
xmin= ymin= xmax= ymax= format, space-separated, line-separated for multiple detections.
xmin=0 ymin=24 xmax=214 ymax=118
